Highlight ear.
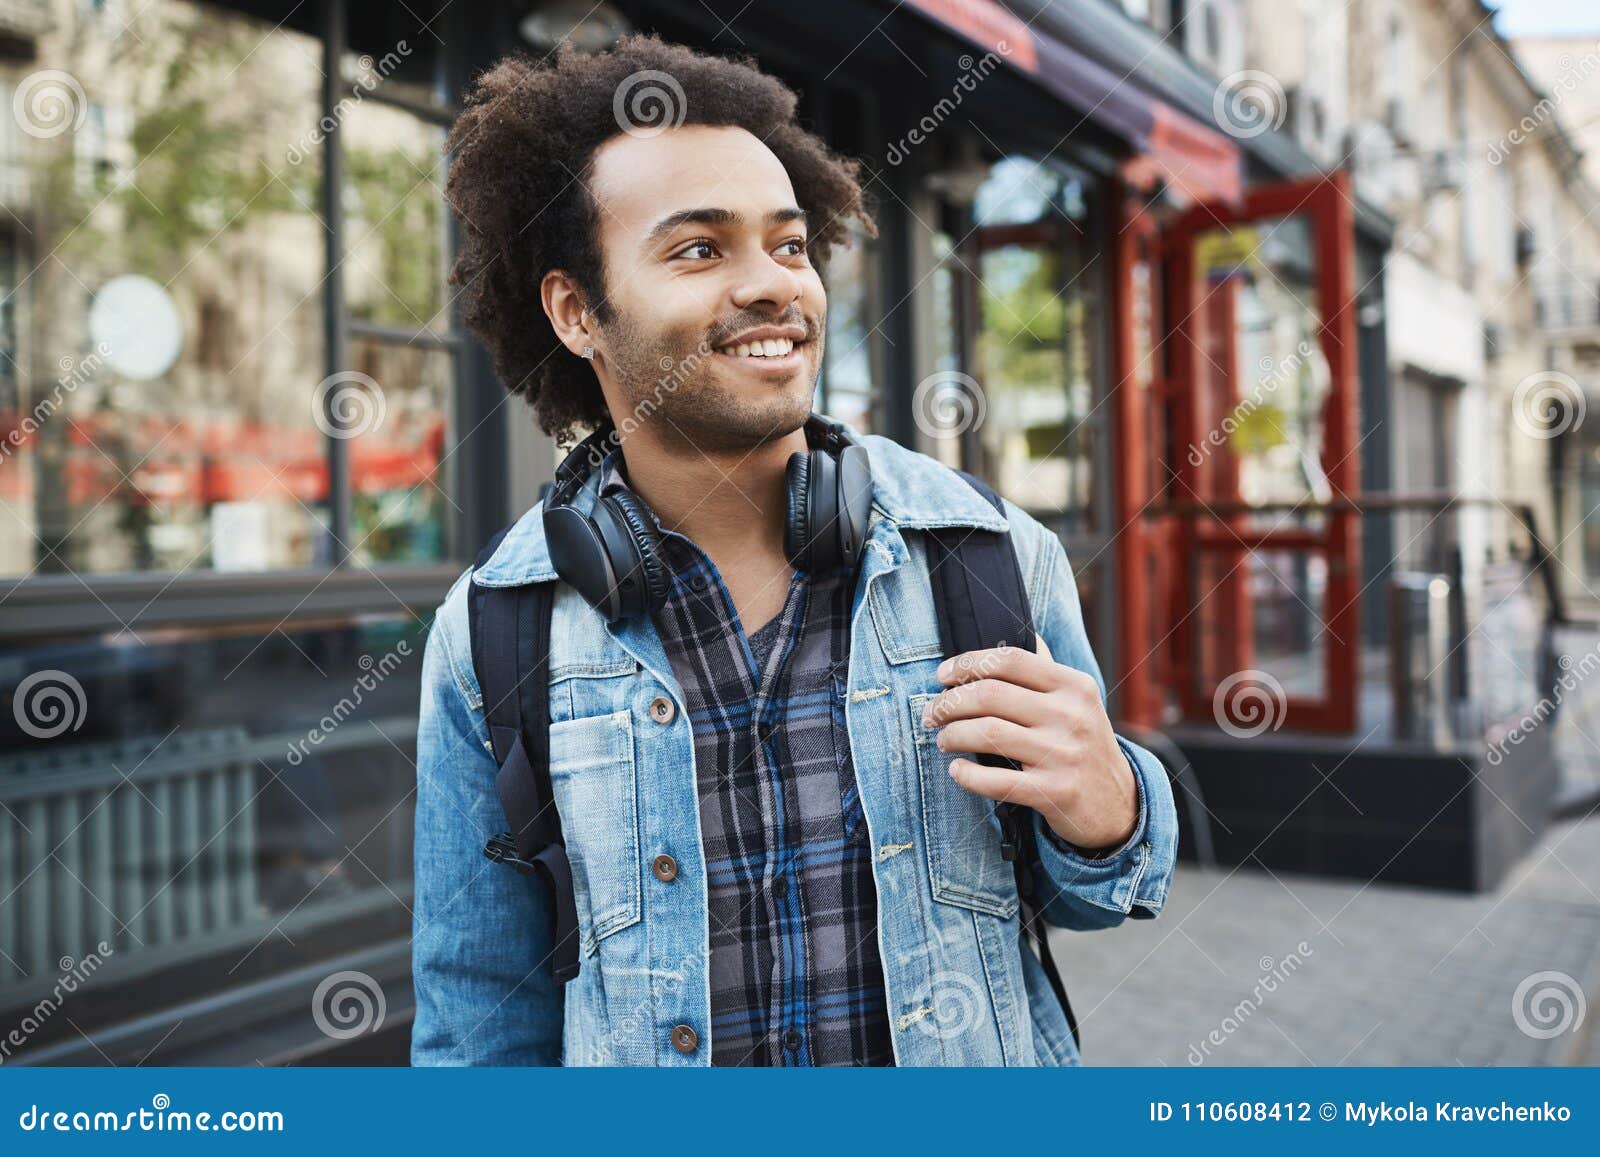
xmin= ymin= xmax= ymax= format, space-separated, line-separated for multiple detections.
xmin=542 ymin=269 xmax=597 ymax=359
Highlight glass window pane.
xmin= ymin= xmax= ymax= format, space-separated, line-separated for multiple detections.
xmin=1189 ymin=214 xmax=1327 ymax=528
xmin=972 ymin=161 xmax=1098 ymax=528
xmin=344 ymin=336 xmax=451 ymax=566
xmin=0 ymin=612 xmax=425 ymax=1058
xmin=341 ymin=101 xmax=449 ymax=332
xmin=820 ymin=219 xmax=875 ymax=434
xmin=0 ymin=1 xmax=328 ymax=578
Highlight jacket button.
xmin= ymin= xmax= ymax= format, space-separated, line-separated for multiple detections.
xmin=671 ymin=1024 xmax=699 ymax=1054
xmin=649 ymin=696 xmax=676 ymax=725
xmin=652 ymin=853 xmax=678 ymax=882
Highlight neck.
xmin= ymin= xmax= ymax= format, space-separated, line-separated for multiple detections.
xmin=612 ymin=423 xmax=811 ymax=562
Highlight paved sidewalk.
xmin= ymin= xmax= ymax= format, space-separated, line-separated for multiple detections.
xmin=1054 ymin=814 xmax=1600 ymax=1066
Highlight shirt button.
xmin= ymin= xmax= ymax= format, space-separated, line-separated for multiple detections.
xmin=649 ymin=697 xmax=676 ymax=725
xmin=771 ymin=873 xmax=788 ymax=898
xmin=652 ymin=853 xmax=678 ymax=882
xmin=756 ymin=720 xmax=772 ymax=742
xmin=689 ymin=574 xmax=707 ymax=592
xmin=671 ymin=1024 xmax=699 ymax=1054
xmin=783 ymin=1027 xmax=802 ymax=1051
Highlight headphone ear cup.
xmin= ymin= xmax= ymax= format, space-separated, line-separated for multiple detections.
xmin=783 ymin=452 xmax=812 ymax=569
xmin=598 ymin=491 xmax=671 ymax=613
xmin=804 ymin=447 xmax=842 ymax=572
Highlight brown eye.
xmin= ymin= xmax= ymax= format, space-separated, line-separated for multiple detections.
xmin=675 ymin=239 xmax=717 ymax=260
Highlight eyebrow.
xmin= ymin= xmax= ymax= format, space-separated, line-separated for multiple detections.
xmin=644 ymin=206 xmax=808 ymax=249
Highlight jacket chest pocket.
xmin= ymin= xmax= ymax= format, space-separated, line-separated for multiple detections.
xmin=548 ymin=709 xmax=643 ymax=954
xmin=908 ymin=693 xmax=1019 ymax=919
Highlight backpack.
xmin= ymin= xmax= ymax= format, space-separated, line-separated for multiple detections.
xmin=468 ymin=469 xmax=1080 ymax=1050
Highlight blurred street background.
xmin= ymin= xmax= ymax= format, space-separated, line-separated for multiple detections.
xmin=2 ymin=0 xmax=1599 ymax=1065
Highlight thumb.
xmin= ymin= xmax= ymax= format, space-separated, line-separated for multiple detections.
xmin=1034 ymin=630 xmax=1053 ymax=663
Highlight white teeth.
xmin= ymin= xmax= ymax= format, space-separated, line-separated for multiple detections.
xmin=720 ymin=337 xmax=795 ymax=357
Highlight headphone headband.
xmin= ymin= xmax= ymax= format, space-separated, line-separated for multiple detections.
xmin=549 ymin=422 xmax=619 ymax=505
xmin=542 ymin=413 xmax=871 ymax=621
xmin=549 ymin=414 xmax=855 ymax=504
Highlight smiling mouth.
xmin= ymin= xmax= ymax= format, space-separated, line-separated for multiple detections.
xmin=714 ymin=336 xmax=803 ymax=359
xmin=711 ymin=335 xmax=811 ymax=374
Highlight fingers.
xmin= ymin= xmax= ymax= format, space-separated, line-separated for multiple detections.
xmin=934 ymin=714 xmax=1053 ymax=766
xmin=946 ymin=755 xmax=1041 ymax=808
xmin=936 ymin=643 xmax=1066 ymax=694
xmin=922 ymin=678 xmax=1055 ymax=729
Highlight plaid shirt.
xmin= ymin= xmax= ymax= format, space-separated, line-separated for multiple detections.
xmin=599 ymin=453 xmax=895 ymax=1066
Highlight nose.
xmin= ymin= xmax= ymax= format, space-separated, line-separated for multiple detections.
xmin=729 ymin=245 xmax=805 ymax=313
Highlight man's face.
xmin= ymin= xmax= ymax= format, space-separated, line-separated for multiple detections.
xmin=583 ymin=124 xmax=827 ymax=452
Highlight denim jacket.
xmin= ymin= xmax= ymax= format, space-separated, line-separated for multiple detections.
xmin=411 ymin=429 xmax=1180 ymax=1066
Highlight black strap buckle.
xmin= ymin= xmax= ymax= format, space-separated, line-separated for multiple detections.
xmin=484 ymin=831 xmax=539 ymax=875
xmin=483 ymin=833 xmax=583 ymax=986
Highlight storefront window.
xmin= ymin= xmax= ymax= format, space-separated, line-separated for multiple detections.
xmin=344 ymin=336 xmax=450 ymax=566
xmin=819 ymin=219 xmax=876 ymax=434
xmin=341 ymin=98 xmax=449 ymax=332
xmin=0 ymin=2 xmax=329 ymax=578
xmin=971 ymin=158 xmax=1100 ymax=531
xmin=0 ymin=0 xmax=464 ymax=1067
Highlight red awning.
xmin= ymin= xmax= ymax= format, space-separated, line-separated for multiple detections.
xmin=892 ymin=0 xmax=1244 ymax=208
xmin=1120 ymin=101 xmax=1244 ymax=208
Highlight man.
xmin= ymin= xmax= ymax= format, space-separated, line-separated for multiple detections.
xmin=412 ymin=33 xmax=1177 ymax=1067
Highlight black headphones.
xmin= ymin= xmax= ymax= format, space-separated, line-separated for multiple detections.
xmin=543 ymin=413 xmax=874 ymax=622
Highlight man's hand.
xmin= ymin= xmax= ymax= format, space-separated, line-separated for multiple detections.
xmin=921 ymin=634 xmax=1138 ymax=855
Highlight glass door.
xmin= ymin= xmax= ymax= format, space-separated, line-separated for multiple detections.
xmin=1160 ymin=172 xmax=1361 ymax=732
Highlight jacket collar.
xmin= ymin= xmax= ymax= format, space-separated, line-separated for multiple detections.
xmin=471 ymin=416 xmax=1009 ymax=588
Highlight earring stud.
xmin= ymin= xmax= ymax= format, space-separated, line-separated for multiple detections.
xmin=581 ymin=344 xmax=595 ymax=360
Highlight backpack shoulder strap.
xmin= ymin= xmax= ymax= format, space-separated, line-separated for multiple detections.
xmin=924 ymin=469 xmax=1037 ymax=658
xmin=923 ymin=469 xmax=1080 ymax=1050
xmin=466 ymin=505 xmax=580 ymax=984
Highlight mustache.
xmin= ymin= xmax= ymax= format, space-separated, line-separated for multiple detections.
xmin=707 ymin=312 xmax=815 ymax=347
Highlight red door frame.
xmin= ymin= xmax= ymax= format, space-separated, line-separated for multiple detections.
xmin=1109 ymin=171 xmax=1361 ymax=734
